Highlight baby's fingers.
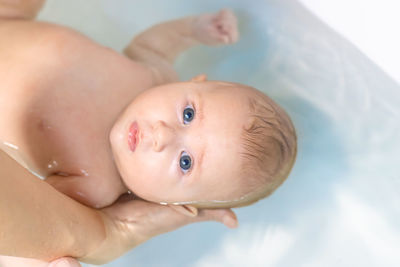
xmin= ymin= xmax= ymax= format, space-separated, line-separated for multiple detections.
xmin=215 ymin=9 xmax=239 ymax=43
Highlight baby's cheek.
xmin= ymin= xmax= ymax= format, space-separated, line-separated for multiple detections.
xmin=129 ymin=164 xmax=156 ymax=189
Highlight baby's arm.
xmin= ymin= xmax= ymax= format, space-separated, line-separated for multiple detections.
xmin=0 ymin=0 xmax=45 ymax=20
xmin=124 ymin=9 xmax=239 ymax=84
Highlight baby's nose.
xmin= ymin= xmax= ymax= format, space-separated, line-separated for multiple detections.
xmin=152 ymin=120 xmax=176 ymax=152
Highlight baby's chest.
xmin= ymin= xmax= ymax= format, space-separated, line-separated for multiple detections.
xmin=0 ymin=25 xmax=156 ymax=184
xmin=3 ymin=93 xmax=118 ymax=181
xmin=0 ymin=68 xmax=138 ymax=181
xmin=0 ymin=100 xmax=124 ymax=207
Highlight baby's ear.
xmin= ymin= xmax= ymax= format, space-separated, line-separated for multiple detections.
xmin=169 ymin=204 xmax=198 ymax=217
xmin=190 ymin=74 xmax=208 ymax=82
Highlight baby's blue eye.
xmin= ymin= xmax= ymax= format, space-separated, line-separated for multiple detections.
xmin=183 ymin=106 xmax=195 ymax=124
xmin=179 ymin=151 xmax=192 ymax=173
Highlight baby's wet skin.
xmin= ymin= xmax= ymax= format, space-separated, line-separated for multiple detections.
xmin=0 ymin=19 xmax=155 ymax=208
xmin=0 ymin=4 xmax=249 ymax=266
xmin=110 ymin=80 xmax=255 ymax=205
xmin=0 ymin=8 xmax=243 ymax=210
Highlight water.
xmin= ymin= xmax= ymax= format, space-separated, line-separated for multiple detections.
xmin=0 ymin=141 xmax=46 ymax=180
xmin=37 ymin=0 xmax=400 ymax=266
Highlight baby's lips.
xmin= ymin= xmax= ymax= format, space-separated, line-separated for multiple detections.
xmin=128 ymin=121 xmax=139 ymax=152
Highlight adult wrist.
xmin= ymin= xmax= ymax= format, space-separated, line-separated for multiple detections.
xmin=77 ymin=210 xmax=146 ymax=265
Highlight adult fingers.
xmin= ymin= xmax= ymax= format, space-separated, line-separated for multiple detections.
xmin=48 ymin=257 xmax=81 ymax=267
xmin=0 ymin=255 xmax=46 ymax=267
xmin=103 ymin=198 xmax=238 ymax=241
xmin=196 ymin=208 xmax=238 ymax=228
xmin=0 ymin=255 xmax=81 ymax=267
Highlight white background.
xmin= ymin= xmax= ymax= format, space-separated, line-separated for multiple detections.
xmin=299 ymin=0 xmax=400 ymax=84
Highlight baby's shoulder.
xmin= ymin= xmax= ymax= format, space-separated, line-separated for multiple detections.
xmin=0 ymin=20 xmax=100 ymax=67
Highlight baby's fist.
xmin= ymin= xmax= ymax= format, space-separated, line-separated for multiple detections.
xmin=193 ymin=9 xmax=239 ymax=46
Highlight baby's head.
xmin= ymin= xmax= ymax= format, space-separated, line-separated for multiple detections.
xmin=110 ymin=75 xmax=297 ymax=215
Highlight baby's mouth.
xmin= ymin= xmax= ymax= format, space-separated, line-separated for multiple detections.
xmin=128 ymin=121 xmax=139 ymax=152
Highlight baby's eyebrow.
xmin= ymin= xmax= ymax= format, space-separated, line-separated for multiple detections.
xmin=194 ymin=91 xmax=204 ymax=123
xmin=193 ymin=91 xmax=205 ymax=178
xmin=196 ymin=145 xmax=205 ymax=178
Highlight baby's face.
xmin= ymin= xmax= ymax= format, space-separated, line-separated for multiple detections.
xmin=110 ymin=80 xmax=251 ymax=204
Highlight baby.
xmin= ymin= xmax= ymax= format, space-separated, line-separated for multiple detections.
xmin=0 ymin=4 xmax=297 ymax=217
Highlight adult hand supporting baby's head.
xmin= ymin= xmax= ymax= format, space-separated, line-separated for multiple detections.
xmin=0 ymin=199 xmax=236 ymax=267
xmin=79 ymin=195 xmax=237 ymax=265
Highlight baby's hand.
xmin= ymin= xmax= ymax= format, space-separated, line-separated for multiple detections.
xmin=193 ymin=9 xmax=239 ymax=45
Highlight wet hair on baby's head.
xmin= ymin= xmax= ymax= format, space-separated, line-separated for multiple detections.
xmin=235 ymin=86 xmax=297 ymax=207
xmin=191 ymin=84 xmax=297 ymax=209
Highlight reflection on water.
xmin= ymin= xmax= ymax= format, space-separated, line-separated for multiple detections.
xmin=38 ymin=0 xmax=400 ymax=266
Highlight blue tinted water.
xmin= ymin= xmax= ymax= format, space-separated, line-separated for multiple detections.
xmin=38 ymin=0 xmax=400 ymax=266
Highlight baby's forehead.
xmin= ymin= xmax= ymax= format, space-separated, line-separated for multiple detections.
xmin=201 ymin=81 xmax=253 ymax=94
xmin=194 ymin=85 xmax=254 ymax=138
xmin=194 ymin=152 xmax=244 ymax=200
xmin=198 ymin=130 xmax=245 ymax=185
xmin=198 ymin=83 xmax=253 ymax=107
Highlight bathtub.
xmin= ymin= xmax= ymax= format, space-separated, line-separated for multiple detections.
xmin=37 ymin=0 xmax=400 ymax=266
